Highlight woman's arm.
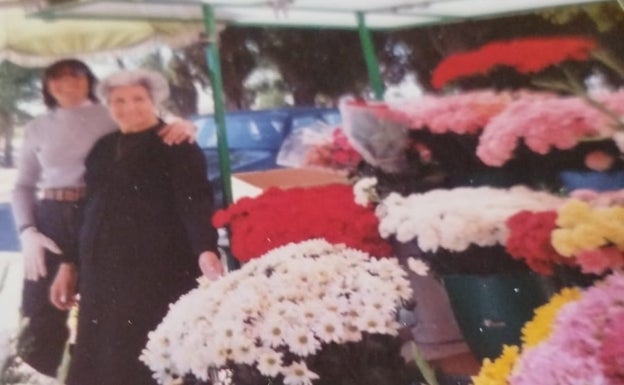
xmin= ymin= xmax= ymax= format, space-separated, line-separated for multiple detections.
xmin=11 ymin=122 xmax=41 ymax=233
xmin=49 ymin=263 xmax=78 ymax=311
xmin=158 ymin=118 xmax=197 ymax=145
xmin=12 ymin=122 xmax=62 ymax=280
xmin=168 ymin=143 xmax=222 ymax=278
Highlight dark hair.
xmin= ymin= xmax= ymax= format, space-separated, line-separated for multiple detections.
xmin=42 ymin=59 xmax=99 ymax=108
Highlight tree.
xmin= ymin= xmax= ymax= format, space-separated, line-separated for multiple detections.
xmin=378 ymin=7 xmax=622 ymax=91
xmin=253 ymin=28 xmax=371 ymax=105
xmin=0 ymin=62 xmax=40 ymax=167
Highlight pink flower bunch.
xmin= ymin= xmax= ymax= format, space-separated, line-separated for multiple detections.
xmin=390 ymin=90 xmax=514 ymax=134
xmin=600 ymin=312 xmax=624 ymax=382
xmin=305 ymin=127 xmax=362 ymax=170
xmin=576 ymin=247 xmax=624 ymax=275
xmin=510 ymin=272 xmax=624 ymax=385
xmin=477 ymin=91 xmax=624 ymax=166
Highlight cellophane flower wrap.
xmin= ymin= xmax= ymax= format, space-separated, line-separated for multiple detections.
xmin=304 ymin=127 xmax=361 ymax=170
xmin=339 ymin=99 xmax=409 ymax=173
xmin=212 ymin=184 xmax=392 ymax=262
xmin=509 ymin=272 xmax=624 ymax=385
xmin=141 ymin=240 xmax=416 ymax=385
xmin=277 ymin=123 xmax=361 ymax=171
xmin=471 ymin=287 xmax=582 ymax=385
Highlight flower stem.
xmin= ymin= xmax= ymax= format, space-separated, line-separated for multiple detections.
xmin=410 ymin=343 xmax=439 ymax=385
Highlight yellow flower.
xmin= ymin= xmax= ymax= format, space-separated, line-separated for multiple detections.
xmin=555 ymin=200 xmax=592 ymax=228
xmin=595 ymin=207 xmax=624 ymax=248
xmin=553 ymin=202 xmax=624 ymax=256
xmin=472 ymin=345 xmax=520 ymax=385
xmin=551 ymin=229 xmax=579 ymax=257
xmin=521 ymin=287 xmax=581 ymax=347
xmin=572 ymin=225 xmax=607 ymax=250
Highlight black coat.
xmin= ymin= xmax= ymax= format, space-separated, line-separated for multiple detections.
xmin=67 ymin=123 xmax=218 ymax=385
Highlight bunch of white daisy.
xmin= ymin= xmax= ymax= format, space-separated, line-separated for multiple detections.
xmin=141 ymin=239 xmax=413 ymax=385
xmin=377 ymin=186 xmax=563 ymax=253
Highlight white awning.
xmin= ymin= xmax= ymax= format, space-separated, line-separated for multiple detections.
xmin=35 ymin=0 xmax=612 ymax=30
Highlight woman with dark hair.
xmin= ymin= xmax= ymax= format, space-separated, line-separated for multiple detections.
xmin=50 ymin=68 xmax=222 ymax=385
xmin=11 ymin=58 xmax=196 ymax=378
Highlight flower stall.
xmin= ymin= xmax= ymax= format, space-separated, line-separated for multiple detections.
xmin=339 ymin=35 xmax=624 ymax=369
xmin=172 ymin=33 xmax=624 ymax=383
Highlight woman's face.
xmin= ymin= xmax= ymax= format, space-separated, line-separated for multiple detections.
xmin=46 ymin=70 xmax=90 ymax=108
xmin=107 ymin=84 xmax=158 ymax=133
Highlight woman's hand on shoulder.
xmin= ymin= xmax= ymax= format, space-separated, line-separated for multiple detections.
xmin=198 ymin=251 xmax=223 ymax=281
xmin=158 ymin=119 xmax=197 ymax=145
xmin=50 ymin=263 xmax=78 ymax=311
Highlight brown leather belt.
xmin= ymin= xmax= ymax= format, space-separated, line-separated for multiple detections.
xmin=42 ymin=187 xmax=86 ymax=202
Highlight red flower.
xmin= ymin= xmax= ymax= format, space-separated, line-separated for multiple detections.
xmin=505 ymin=210 xmax=574 ymax=275
xmin=212 ymin=184 xmax=392 ymax=262
xmin=431 ymin=36 xmax=597 ymax=89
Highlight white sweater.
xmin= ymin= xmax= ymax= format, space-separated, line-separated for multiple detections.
xmin=11 ymin=103 xmax=115 ymax=230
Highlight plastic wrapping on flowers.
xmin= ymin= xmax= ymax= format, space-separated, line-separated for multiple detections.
xmin=212 ymin=184 xmax=392 ymax=262
xmin=276 ymin=123 xmax=361 ymax=172
xmin=141 ymin=240 xmax=422 ymax=385
xmin=339 ymin=99 xmax=410 ymax=174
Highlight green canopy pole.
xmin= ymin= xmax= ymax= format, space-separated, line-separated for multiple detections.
xmin=202 ymin=4 xmax=233 ymax=207
xmin=356 ymin=12 xmax=384 ymax=100
xmin=202 ymin=4 xmax=240 ymax=271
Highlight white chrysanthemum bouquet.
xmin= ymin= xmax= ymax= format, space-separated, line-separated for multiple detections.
xmin=141 ymin=240 xmax=418 ymax=385
xmin=376 ymin=186 xmax=564 ymax=275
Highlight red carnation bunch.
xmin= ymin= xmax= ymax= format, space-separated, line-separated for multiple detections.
xmin=431 ymin=36 xmax=597 ymax=89
xmin=212 ymin=184 xmax=392 ymax=262
xmin=505 ymin=210 xmax=574 ymax=275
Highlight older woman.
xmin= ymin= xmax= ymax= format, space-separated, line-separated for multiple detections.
xmin=50 ymin=69 xmax=223 ymax=385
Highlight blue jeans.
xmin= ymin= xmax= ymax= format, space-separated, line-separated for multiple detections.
xmin=18 ymin=199 xmax=83 ymax=377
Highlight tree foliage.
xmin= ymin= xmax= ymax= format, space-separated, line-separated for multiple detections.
xmin=125 ymin=3 xmax=624 ymax=113
xmin=0 ymin=62 xmax=40 ymax=166
xmin=541 ymin=3 xmax=624 ymax=32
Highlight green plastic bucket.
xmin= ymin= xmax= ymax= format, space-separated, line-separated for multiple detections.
xmin=442 ymin=273 xmax=552 ymax=360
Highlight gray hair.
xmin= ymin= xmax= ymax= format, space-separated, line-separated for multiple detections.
xmin=98 ymin=69 xmax=169 ymax=105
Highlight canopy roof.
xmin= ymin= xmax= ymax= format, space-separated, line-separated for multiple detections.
xmin=0 ymin=1 xmax=203 ymax=66
xmin=37 ymin=0 xmax=611 ymax=30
